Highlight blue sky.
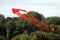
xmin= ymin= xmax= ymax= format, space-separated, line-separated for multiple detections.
xmin=0 ymin=0 xmax=60 ymax=18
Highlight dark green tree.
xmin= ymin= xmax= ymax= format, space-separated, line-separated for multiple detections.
xmin=0 ymin=14 xmax=5 ymax=23
xmin=44 ymin=16 xmax=60 ymax=25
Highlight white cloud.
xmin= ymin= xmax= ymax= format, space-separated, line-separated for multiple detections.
xmin=0 ymin=0 xmax=60 ymax=18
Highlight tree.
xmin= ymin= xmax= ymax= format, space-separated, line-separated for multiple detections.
xmin=0 ymin=36 xmax=6 ymax=40
xmin=11 ymin=31 xmax=29 ymax=40
xmin=24 ymin=11 xmax=45 ymax=33
xmin=30 ymin=32 xmax=37 ymax=40
xmin=0 ymin=14 xmax=5 ymax=23
xmin=0 ymin=14 xmax=6 ymax=38
xmin=29 ymin=11 xmax=45 ymax=21
xmin=4 ymin=20 xmax=15 ymax=40
xmin=54 ymin=25 xmax=60 ymax=34
xmin=44 ymin=16 xmax=60 ymax=25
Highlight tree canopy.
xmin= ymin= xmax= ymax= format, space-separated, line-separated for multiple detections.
xmin=0 ymin=11 xmax=60 ymax=40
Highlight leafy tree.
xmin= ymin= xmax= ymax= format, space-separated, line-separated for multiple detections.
xmin=29 ymin=11 xmax=45 ymax=21
xmin=4 ymin=20 xmax=15 ymax=40
xmin=54 ymin=25 xmax=60 ymax=34
xmin=44 ymin=16 xmax=60 ymax=25
xmin=0 ymin=14 xmax=6 ymax=38
xmin=1 ymin=11 xmax=60 ymax=40
xmin=11 ymin=33 xmax=29 ymax=40
xmin=0 ymin=14 xmax=5 ymax=23
xmin=0 ymin=36 xmax=6 ymax=40
xmin=30 ymin=32 xmax=37 ymax=40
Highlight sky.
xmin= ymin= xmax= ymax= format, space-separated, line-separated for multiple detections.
xmin=0 ymin=0 xmax=60 ymax=18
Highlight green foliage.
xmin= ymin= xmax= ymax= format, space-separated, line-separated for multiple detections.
xmin=11 ymin=34 xmax=29 ymax=40
xmin=46 ymin=32 xmax=55 ymax=40
xmin=0 ymin=11 xmax=60 ymax=40
xmin=54 ymin=25 xmax=60 ymax=34
xmin=29 ymin=11 xmax=45 ymax=20
xmin=54 ymin=34 xmax=60 ymax=40
xmin=0 ymin=22 xmax=4 ymax=27
xmin=44 ymin=16 xmax=60 ymax=25
xmin=0 ymin=36 xmax=6 ymax=40
xmin=11 ymin=32 xmax=37 ymax=40
xmin=0 ymin=14 xmax=5 ymax=23
xmin=29 ymin=32 xmax=37 ymax=40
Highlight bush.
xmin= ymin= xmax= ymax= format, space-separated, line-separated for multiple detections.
xmin=0 ymin=36 xmax=6 ymax=40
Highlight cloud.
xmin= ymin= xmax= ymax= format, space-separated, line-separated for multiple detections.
xmin=0 ymin=0 xmax=60 ymax=18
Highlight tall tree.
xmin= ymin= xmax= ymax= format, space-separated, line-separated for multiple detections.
xmin=44 ymin=16 xmax=60 ymax=25
xmin=0 ymin=14 xmax=5 ymax=23
xmin=29 ymin=11 xmax=45 ymax=21
xmin=4 ymin=20 xmax=15 ymax=40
